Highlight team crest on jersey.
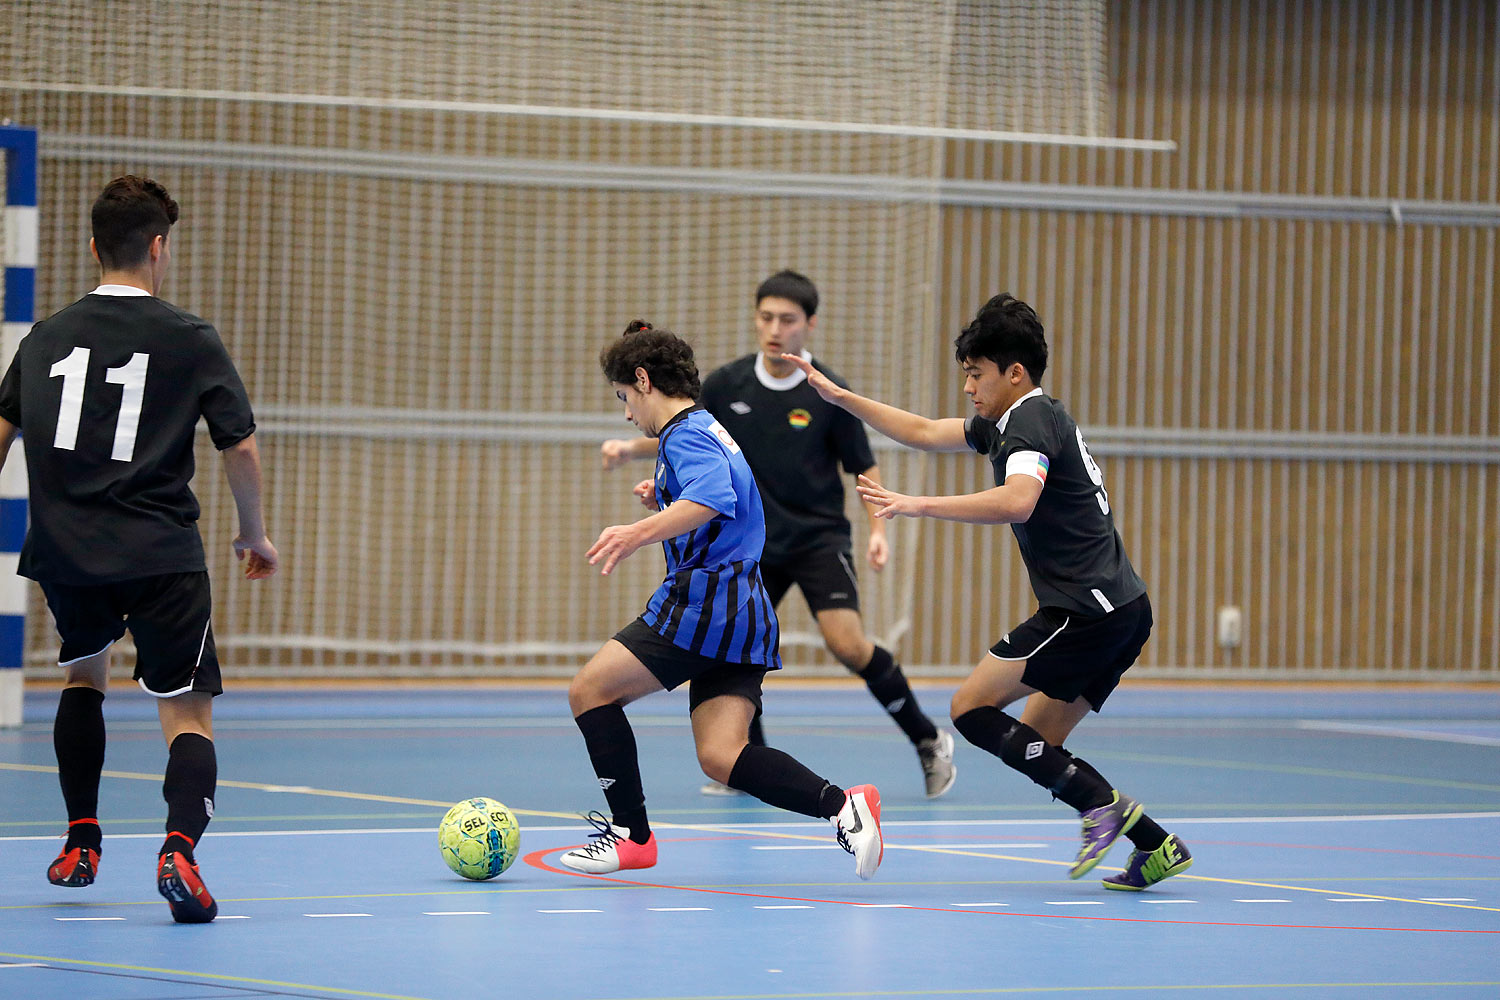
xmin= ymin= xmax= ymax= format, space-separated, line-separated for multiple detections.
xmin=729 ymin=401 xmax=751 ymax=415
xmin=787 ymin=408 xmax=812 ymax=430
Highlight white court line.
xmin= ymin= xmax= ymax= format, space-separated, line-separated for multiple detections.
xmin=54 ymin=917 xmax=124 ymax=921
xmin=1044 ymin=901 xmax=1103 ymax=906
xmin=4 ymin=811 xmax=1500 ymax=843
xmin=754 ymin=905 xmax=813 ymax=910
xmin=1 ymin=963 xmax=49 ymax=968
xmin=1421 ymin=897 xmax=1477 ymax=902
xmin=1326 ymin=898 xmax=1383 ymax=903
xmin=538 ymin=909 xmax=602 ymax=914
xmin=1298 ymin=721 xmax=1500 ymax=747
xmin=1236 ymin=899 xmax=1292 ymax=903
xmin=1142 ymin=899 xmax=1198 ymax=904
xmin=5 ymin=815 xmax=1494 ymax=845
xmin=752 ymin=843 xmax=1047 ymax=852
xmin=854 ymin=903 xmax=913 ymax=909
xmin=424 ymin=911 xmax=490 ymax=916
xmin=304 ymin=913 xmax=372 ymax=918
xmin=648 ymin=907 xmax=711 ymax=912
xmin=216 ymin=915 xmax=251 ymax=920
xmin=951 ymin=902 xmax=1010 ymax=907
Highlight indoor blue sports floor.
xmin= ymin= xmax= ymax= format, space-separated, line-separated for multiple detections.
xmin=3 ymin=681 xmax=1499 ymax=1000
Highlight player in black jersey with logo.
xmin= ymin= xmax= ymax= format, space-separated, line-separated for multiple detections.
xmin=602 ymin=271 xmax=955 ymax=798
xmin=0 ymin=176 xmax=278 ymax=922
xmin=782 ymin=293 xmax=1191 ymax=890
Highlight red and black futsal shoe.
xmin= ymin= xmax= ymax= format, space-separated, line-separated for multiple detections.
xmin=48 ymin=819 xmax=101 ymax=887
xmin=48 ymin=845 xmax=100 ymax=887
xmin=157 ymin=851 xmax=218 ymax=923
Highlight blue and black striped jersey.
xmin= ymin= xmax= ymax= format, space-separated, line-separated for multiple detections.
xmin=640 ymin=407 xmax=781 ymax=668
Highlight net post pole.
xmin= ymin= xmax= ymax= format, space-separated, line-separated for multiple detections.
xmin=0 ymin=123 xmax=37 ymax=728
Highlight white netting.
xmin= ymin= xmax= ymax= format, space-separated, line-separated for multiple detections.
xmin=1 ymin=0 xmax=1109 ymax=674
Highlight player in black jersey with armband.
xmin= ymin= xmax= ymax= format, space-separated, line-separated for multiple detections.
xmin=0 ymin=176 xmax=278 ymax=922
xmin=603 ymin=271 xmax=955 ymax=799
xmin=782 ymin=293 xmax=1192 ymax=890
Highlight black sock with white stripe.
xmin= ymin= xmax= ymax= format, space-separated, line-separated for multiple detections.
xmin=727 ymin=744 xmax=846 ymax=819
xmin=952 ymin=707 xmax=1112 ymax=812
xmin=574 ymin=704 xmax=650 ymax=843
xmin=859 ymin=645 xmax=938 ymax=744
xmin=161 ymin=732 xmax=216 ymax=860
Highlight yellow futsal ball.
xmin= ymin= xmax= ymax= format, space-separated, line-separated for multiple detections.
xmin=438 ymin=797 xmax=521 ymax=880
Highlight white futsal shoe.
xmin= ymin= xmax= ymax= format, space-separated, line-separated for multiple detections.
xmin=559 ymin=811 xmax=658 ymax=874
xmin=831 ymin=784 xmax=884 ymax=880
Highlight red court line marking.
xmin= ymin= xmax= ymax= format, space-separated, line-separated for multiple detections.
xmin=523 ymin=845 xmax=1499 ymax=936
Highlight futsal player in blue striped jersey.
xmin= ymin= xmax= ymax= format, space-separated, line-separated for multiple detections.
xmin=561 ymin=320 xmax=883 ymax=879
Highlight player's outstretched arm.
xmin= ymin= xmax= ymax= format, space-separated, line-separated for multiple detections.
xmin=220 ymin=433 xmax=278 ymax=579
xmin=856 ymin=473 xmax=1043 ymax=526
xmin=779 ymin=354 xmax=967 ymax=453
xmin=601 ymin=436 xmax=659 ymax=470
xmin=857 ymin=464 xmax=889 ymax=571
xmin=587 ymin=499 xmax=717 ymax=576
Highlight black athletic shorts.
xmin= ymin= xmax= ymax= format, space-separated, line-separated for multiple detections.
xmin=613 ymin=618 xmax=766 ymax=714
xmin=988 ymin=593 xmax=1152 ymax=711
xmin=40 ymin=571 xmax=222 ymax=698
xmin=760 ymin=546 xmax=860 ymax=614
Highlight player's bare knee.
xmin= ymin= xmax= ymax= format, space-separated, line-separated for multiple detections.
xmin=567 ymin=674 xmax=604 ymax=715
xmin=694 ymin=741 xmax=743 ymax=785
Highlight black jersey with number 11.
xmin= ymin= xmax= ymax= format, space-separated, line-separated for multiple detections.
xmin=965 ymin=389 xmax=1146 ymax=617
xmin=0 ymin=289 xmax=256 ymax=585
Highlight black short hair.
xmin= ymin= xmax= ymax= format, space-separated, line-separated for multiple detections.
xmin=755 ymin=269 xmax=818 ymax=318
xmin=91 ymin=175 xmax=179 ymax=270
xmin=953 ymin=293 xmax=1048 ymax=383
xmin=599 ymin=320 xmax=702 ymax=400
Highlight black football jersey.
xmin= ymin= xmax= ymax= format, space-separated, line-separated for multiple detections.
xmin=965 ymin=389 xmax=1146 ymax=616
xmin=0 ymin=289 xmax=255 ymax=584
xmin=700 ymin=353 xmax=876 ymax=564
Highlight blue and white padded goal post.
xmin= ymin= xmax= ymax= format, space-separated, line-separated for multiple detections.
xmin=0 ymin=124 xmax=37 ymax=728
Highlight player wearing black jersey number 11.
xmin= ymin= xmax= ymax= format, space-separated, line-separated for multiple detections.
xmin=0 ymin=175 xmax=278 ymax=922
xmin=780 ymin=293 xmax=1191 ymax=891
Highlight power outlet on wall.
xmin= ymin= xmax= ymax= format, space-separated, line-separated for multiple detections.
xmin=1216 ymin=606 xmax=1243 ymax=649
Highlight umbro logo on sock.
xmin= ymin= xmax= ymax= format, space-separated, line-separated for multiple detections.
xmin=203 ymin=798 xmax=214 ymax=818
xmin=885 ymin=698 xmax=906 ymax=713
xmin=730 ymin=401 xmax=751 ymax=414
xmin=1025 ymin=741 xmax=1044 ymax=761
xmin=598 ymin=778 xmax=616 ymax=789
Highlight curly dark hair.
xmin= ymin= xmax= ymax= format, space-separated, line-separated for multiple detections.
xmin=953 ymin=293 xmax=1048 ymax=382
xmin=91 ymin=175 xmax=179 ymax=270
xmin=599 ymin=319 xmax=702 ymax=399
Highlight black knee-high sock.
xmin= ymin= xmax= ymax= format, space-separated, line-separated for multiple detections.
xmin=727 ymin=745 xmax=847 ymax=819
xmin=574 ymin=705 xmax=650 ymax=843
xmin=748 ymin=712 xmax=767 ymax=748
xmin=161 ymin=733 xmax=216 ymax=860
xmin=951 ymin=706 xmax=1112 ymax=812
xmin=859 ymin=646 xmax=938 ymax=744
xmin=1058 ymin=748 xmax=1166 ymax=851
xmin=54 ymin=687 xmax=105 ymax=851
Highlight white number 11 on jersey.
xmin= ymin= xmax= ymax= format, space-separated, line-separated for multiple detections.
xmin=49 ymin=347 xmax=151 ymax=462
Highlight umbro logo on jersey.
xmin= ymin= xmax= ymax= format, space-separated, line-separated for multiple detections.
xmin=730 ymin=401 xmax=751 ymax=415
xmin=598 ymin=778 xmax=616 ymax=789
xmin=1024 ymin=741 xmax=1044 ymax=761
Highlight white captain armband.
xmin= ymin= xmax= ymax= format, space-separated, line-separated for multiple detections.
xmin=1004 ymin=450 xmax=1050 ymax=485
